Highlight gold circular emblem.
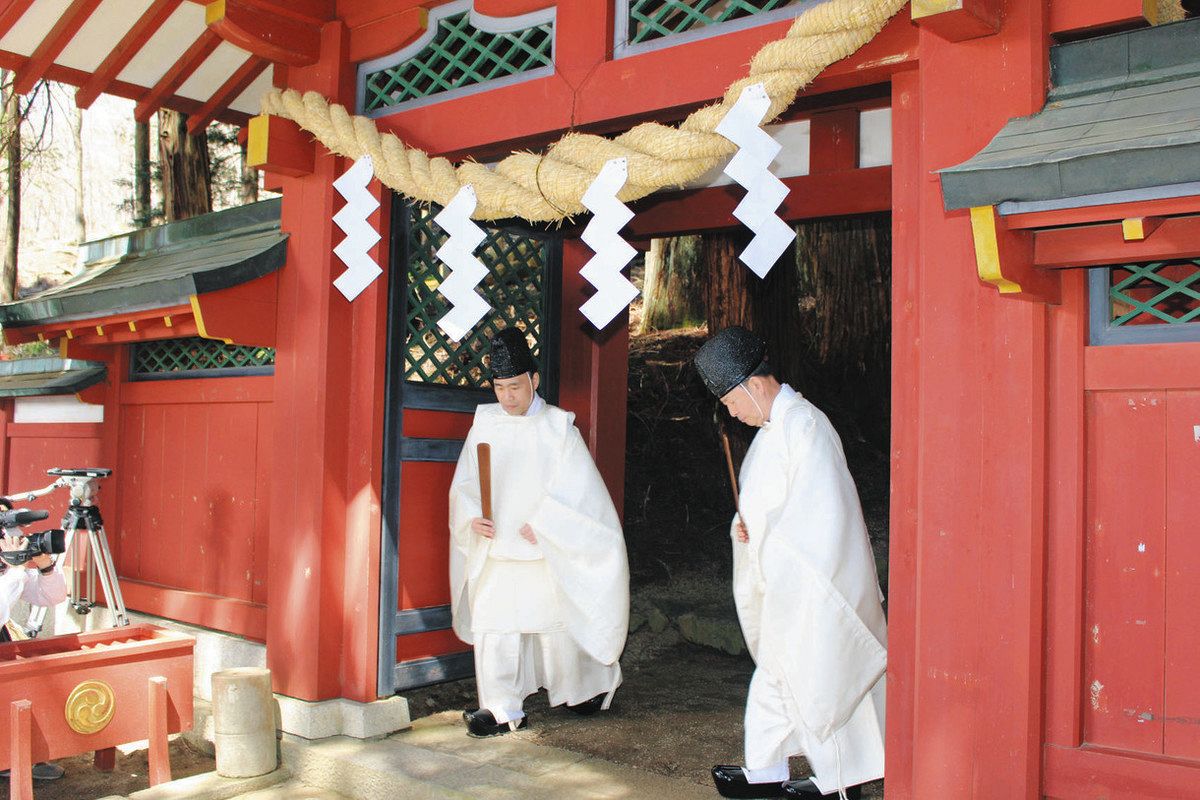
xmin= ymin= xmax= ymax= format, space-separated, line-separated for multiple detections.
xmin=65 ymin=680 xmax=116 ymax=735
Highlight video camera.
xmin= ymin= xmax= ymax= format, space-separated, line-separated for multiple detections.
xmin=0 ymin=507 xmax=66 ymax=566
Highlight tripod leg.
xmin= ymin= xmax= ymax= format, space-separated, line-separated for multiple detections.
xmin=71 ymin=519 xmax=87 ymax=608
xmin=89 ymin=525 xmax=129 ymax=627
xmin=87 ymin=527 xmax=98 ymax=613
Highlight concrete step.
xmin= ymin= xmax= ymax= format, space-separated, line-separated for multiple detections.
xmin=231 ymin=779 xmax=349 ymax=799
xmin=282 ymin=711 xmax=715 ymax=800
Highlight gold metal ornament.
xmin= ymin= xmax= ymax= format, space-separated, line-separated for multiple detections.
xmin=65 ymin=680 xmax=116 ymax=734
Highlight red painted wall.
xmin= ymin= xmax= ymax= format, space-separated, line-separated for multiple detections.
xmin=113 ymin=377 xmax=273 ymax=629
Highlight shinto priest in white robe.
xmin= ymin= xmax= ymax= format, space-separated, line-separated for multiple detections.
xmin=448 ymin=394 xmax=630 ymax=723
xmin=736 ymin=384 xmax=887 ymax=794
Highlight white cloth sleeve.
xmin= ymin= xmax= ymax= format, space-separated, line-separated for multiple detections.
xmin=22 ymin=568 xmax=68 ymax=607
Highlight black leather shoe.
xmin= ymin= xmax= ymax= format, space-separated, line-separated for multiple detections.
xmin=463 ymin=708 xmax=528 ymax=738
xmin=566 ymin=694 xmax=607 ymax=715
xmin=711 ymin=765 xmax=788 ymax=798
xmin=782 ymin=777 xmax=862 ymax=798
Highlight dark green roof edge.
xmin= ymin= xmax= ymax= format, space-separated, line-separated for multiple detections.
xmin=939 ymin=17 xmax=1200 ymax=211
xmin=1051 ymin=17 xmax=1200 ymax=98
xmin=0 ymin=199 xmax=286 ymax=329
xmin=81 ymin=197 xmax=282 ymax=264
xmin=0 ymin=237 xmax=287 ymax=328
xmin=0 ymin=358 xmax=106 ymax=398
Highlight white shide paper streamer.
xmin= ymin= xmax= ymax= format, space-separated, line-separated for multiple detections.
xmin=332 ymin=156 xmax=383 ymax=301
xmin=579 ymin=157 xmax=639 ymax=329
xmin=434 ymin=185 xmax=492 ymax=341
xmin=714 ymin=83 xmax=796 ymax=278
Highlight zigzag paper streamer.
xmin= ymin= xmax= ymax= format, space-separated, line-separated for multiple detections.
xmin=332 ymin=156 xmax=383 ymax=301
xmin=714 ymin=83 xmax=796 ymax=278
xmin=434 ymin=185 xmax=492 ymax=341
xmin=579 ymin=158 xmax=639 ymax=329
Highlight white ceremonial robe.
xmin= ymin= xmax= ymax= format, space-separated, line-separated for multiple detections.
xmin=734 ymin=384 xmax=888 ymax=794
xmin=449 ymin=395 xmax=629 ymax=722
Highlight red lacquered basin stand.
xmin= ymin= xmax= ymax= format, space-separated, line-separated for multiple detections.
xmin=0 ymin=624 xmax=195 ymax=799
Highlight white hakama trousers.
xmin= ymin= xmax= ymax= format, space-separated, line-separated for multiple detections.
xmin=471 ymin=558 xmax=621 ymax=724
xmin=744 ymin=668 xmax=886 ymax=793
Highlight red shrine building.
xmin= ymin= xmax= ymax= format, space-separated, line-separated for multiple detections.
xmin=2 ymin=1 xmax=1199 ymax=797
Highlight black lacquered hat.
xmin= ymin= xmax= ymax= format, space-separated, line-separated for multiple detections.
xmin=488 ymin=328 xmax=537 ymax=379
xmin=693 ymin=326 xmax=767 ymax=397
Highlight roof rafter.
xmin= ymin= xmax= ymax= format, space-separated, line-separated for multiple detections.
xmin=134 ymin=27 xmax=222 ymax=122
xmin=0 ymin=0 xmax=34 ymax=41
xmin=13 ymin=0 xmax=102 ymax=95
xmin=75 ymin=0 xmax=183 ymax=109
xmin=187 ymin=53 xmax=266 ymax=133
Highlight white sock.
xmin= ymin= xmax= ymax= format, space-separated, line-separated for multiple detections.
xmin=743 ymin=762 xmax=789 ymax=784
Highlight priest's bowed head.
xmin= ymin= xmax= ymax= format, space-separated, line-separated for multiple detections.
xmin=694 ymin=325 xmax=777 ymax=427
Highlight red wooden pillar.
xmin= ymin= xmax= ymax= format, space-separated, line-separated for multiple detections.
xmin=887 ymin=3 xmax=1051 ymax=798
xmin=885 ymin=65 xmax=921 ymax=800
xmin=559 ymin=238 xmax=629 ymax=514
xmin=266 ymin=20 xmax=386 ymax=703
xmin=0 ymin=398 xmax=12 ymax=494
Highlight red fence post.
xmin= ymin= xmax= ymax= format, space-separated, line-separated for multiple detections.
xmin=147 ymin=676 xmax=171 ymax=786
xmin=8 ymin=699 xmax=32 ymax=800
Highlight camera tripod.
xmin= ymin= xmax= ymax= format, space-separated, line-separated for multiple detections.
xmin=11 ymin=469 xmax=129 ymax=638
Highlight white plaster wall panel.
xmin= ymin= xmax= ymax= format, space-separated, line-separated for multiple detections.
xmin=859 ymin=107 xmax=892 ymax=168
xmin=230 ymin=65 xmax=274 ymax=115
xmin=117 ymin=2 xmax=205 ymax=87
xmin=685 ymin=119 xmax=811 ymax=189
xmin=13 ymin=395 xmax=104 ymax=424
xmin=57 ymin=0 xmax=155 ymax=72
xmin=176 ymin=41 xmax=248 ymax=102
xmin=0 ymin=0 xmax=73 ymax=57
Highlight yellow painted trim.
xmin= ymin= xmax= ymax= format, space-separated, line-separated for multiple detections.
xmin=912 ymin=0 xmax=963 ymax=20
xmin=189 ymin=294 xmax=234 ymax=345
xmin=95 ymin=325 xmax=105 ymax=336
xmin=205 ymin=0 xmax=226 ymax=26
xmin=36 ymin=333 xmax=45 ymax=342
xmin=1122 ymin=218 xmax=1147 ymax=241
xmin=247 ymin=115 xmax=269 ymax=169
xmin=65 ymin=329 xmax=74 ymax=339
xmin=59 ymin=338 xmax=68 ymax=358
xmin=1143 ymin=0 xmax=1159 ymax=24
xmin=127 ymin=321 xmax=137 ymax=332
xmin=970 ymin=206 xmax=1022 ymax=294
xmin=163 ymin=315 xmax=173 ymax=328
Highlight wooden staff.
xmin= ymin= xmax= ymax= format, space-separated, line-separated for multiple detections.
xmin=477 ymin=443 xmax=493 ymax=520
xmin=720 ymin=431 xmax=742 ymax=523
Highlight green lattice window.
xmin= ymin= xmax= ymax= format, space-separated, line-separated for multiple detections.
xmin=1089 ymin=259 xmax=1200 ymax=345
xmin=130 ymin=337 xmax=276 ymax=380
xmin=361 ymin=9 xmax=553 ymax=114
xmin=403 ymin=204 xmax=556 ymax=390
xmin=624 ymin=0 xmax=801 ymax=45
